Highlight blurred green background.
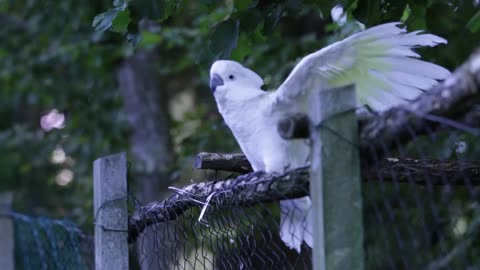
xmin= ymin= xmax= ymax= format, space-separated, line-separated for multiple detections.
xmin=1 ymin=1 xmax=480 ymax=268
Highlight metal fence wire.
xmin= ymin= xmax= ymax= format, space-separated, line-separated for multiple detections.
xmin=128 ymin=114 xmax=480 ymax=270
xmin=362 ymin=124 xmax=480 ymax=270
xmin=133 ymin=197 xmax=312 ymax=270
xmin=13 ymin=213 xmax=94 ymax=270
xmin=127 ymin=51 xmax=480 ymax=269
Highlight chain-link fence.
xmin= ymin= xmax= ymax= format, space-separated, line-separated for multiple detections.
xmin=129 ymin=122 xmax=480 ymax=269
xmin=120 ymin=50 xmax=480 ymax=270
xmin=362 ymin=126 xmax=480 ymax=269
xmin=131 ymin=186 xmax=313 ymax=270
xmin=12 ymin=212 xmax=93 ymax=270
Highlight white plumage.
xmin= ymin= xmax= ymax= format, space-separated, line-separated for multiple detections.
xmin=208 ymin=22 xmax=450 ymax=253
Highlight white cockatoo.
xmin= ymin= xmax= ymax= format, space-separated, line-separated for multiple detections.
xmin=208 ymin=22 xmax=450 ymax=253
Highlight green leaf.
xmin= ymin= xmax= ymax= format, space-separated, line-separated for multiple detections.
xmin=401 ymin=4 xmax=411 ymax=22
xmin=209 ymin=19 xmax=240 ymax=59
xmin=92 ymin=2 xmax=128 ymax=33
xmin=467 ymin=10 xmax=480 ymax=33
xmin=93 ymin=9 xmax=120 ymax=32
xmin=112 ymin=9 xmax=131 ymax=33
xmin=406 ymin=2 xmax=427 ymax=30
xmin=230 ymin=33 xmax=251 ymax=61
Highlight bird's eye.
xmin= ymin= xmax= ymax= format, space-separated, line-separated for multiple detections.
xmin=228 ymin=75 xmax=235 ymax=80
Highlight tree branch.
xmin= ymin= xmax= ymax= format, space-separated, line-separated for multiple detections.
xmin=194 ymin=152 xmax=480 ymax=184
xmin=277 ymin=113 xmax=310 ymax=139
xmin=363 ymin=158 xmax=480 ymax=185
xmin=128 ymin=167 xmax=309 ymax=243
xmin=130 ymin=157 xmax=480 ymax=241
xmin=194 ymin=152 xmax=252 ymax=174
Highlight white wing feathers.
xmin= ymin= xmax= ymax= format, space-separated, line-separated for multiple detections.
xmin=274 ymin=22 xmax=450 ymax=111
xmin=280 ymin=199 xmax=313 ymax=253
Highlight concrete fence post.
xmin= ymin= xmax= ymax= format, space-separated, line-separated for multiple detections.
xmin=94 ymin=153 xmax=129 ymax=270
xmin=309 ymin=85 xmax=364 ymax=270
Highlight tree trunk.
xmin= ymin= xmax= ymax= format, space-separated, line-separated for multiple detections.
xmin=116 ymin=50 xmax=177 ymax=270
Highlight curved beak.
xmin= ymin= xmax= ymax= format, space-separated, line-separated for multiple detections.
xmin=209 ymin=73 xmax=224 ymax=92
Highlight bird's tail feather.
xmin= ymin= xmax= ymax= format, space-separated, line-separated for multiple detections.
xmin=279 ymin=196 xmax=313 ymax=253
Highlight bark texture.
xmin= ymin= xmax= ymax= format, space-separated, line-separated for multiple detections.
xmin=194 ymin=152 xmax=253 ymax=174
xmin=117 ymin=51 xmax=176 ymax=269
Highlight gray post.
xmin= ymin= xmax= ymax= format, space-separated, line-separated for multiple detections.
xmin=0 ymin=192 xmax=14 ymax=270
xmin=309 ymin=85 xmax=364 ymax=270
xmin=94 ymin=153 xmax=129 ymax=270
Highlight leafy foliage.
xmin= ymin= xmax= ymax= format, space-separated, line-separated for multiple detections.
xmin=0 ymin=0 xmax=128 ymax=223
xmin=2 ymin=0 xmax=480 ymax=267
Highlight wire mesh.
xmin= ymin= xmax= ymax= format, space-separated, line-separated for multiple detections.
xmin=129 ymin=106 xmax=480 ymax=269
xmin=12 ymin=212 xmax=94 ymax=270
xmin=134 ymin=204 xmax=312 ymax=269
xmin=362 ymin=123 xmax=480 ymax=270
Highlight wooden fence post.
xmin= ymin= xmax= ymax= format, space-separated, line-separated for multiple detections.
xmin=0 ymin=191 xmax=14 ymax=270
xmin=94 ymin=153 xmax=129 ymax=270
xmin=309 ymin=85 xmax=364 ymax=270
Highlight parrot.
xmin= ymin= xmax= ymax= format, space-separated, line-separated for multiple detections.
xmin=208 ymin=22 xmax=450 ymax=253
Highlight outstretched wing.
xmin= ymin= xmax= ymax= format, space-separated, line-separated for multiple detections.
xmin=274 ymin=22 xmax=450 ymax=111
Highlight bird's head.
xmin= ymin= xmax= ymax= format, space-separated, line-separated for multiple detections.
xmin=209 ymin=60 xmax=264 ymax=102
